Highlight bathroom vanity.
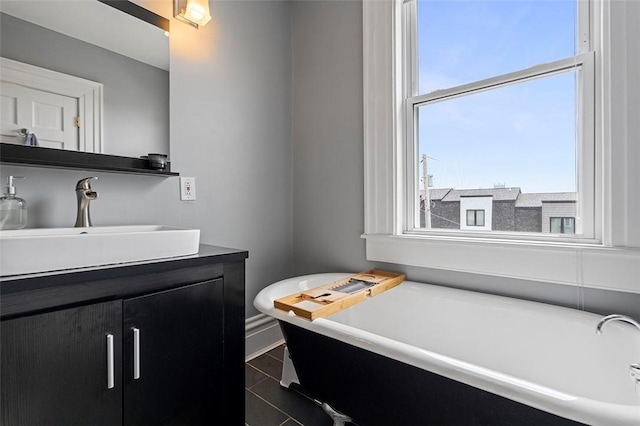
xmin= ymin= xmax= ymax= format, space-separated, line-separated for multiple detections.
xmin=0 ymin=244 xmax=247 ymax=425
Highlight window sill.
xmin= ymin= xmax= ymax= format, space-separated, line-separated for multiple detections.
xmin=362 ymin=233 xmax=640 ymax=294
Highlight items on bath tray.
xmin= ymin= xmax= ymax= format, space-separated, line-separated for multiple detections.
xmin=274 ymin=269 xmax=405 ymax=320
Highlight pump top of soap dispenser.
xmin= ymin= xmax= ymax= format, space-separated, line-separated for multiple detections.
xmin=3 ymin=176 xmax=25 ymax=196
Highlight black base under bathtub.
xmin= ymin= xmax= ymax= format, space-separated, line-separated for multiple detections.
xmin=279 ymin=321 xmax=586 ymax=426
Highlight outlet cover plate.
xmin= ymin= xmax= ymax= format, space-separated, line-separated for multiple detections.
xmin=180 ymin=177 xmax=196 ymax=201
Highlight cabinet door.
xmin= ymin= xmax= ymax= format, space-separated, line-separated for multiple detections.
xmin=1 ymin=300 xmax=123 ymax=425
xmin=123 ymin=279 xmax=224 ymax=425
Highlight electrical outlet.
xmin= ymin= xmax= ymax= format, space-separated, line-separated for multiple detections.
xmin=180 ymin=177 xmax=196 ymax=201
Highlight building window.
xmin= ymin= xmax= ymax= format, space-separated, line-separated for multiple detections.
xmin=466 ymin=210 xmax=485 ymax=227
xmin=404 ymin=0 xmax=594 ymax=238
xmin=550 ymin=217 xmax=575 ymax=234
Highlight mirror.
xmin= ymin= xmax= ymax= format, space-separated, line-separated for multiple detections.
xmin=0 ymin=0 xmax=169 ymax=160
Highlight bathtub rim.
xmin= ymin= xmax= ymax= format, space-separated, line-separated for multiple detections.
xmin=254 ymin=273 xmax=640 ymax=426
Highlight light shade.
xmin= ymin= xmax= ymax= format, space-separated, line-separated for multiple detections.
xmin=174 ymin=0 xmax=211 ymax=28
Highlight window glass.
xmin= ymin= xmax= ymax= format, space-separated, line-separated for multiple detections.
xmin=466 ymin=209 xmax=485 ymax=226
xmin=416 ymin=71 xmax=579 ymax=234
xmin=466 ymin=209 xmax=475 ymax=226
xmin=551 ymin=217 xmax=575 ymax=234
xmin=416 ymin=71 xmax=577 ymax=194
xmin=416 ymin=0 xmax=577 ymax=94
xmin=408 ymin=0 xmax=591 ymax=238
xmin=563 ymin=217 xmax=575 ymax=234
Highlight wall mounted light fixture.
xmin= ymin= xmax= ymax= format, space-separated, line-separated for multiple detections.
xmin=174 ymin=0 xmax=211 ymax=28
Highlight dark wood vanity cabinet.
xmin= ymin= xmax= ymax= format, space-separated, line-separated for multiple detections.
xmin=1 ymin=300 xmax=124 ymax=425
xmin=0 ymin=245 xmax=247 ymax=426
xmin=123 ymin=279 xmax=224 ymax=425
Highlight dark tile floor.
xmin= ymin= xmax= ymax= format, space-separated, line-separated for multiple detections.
xmin=245 ymin=344 xmax=335 ymax=426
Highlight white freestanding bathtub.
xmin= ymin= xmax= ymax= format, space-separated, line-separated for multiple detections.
xmin=254 ymin=273 xmax=640 ymax=426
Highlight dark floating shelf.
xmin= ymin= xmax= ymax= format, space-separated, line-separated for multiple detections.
xmin=0 ymin=143 xmax=179 ymax=177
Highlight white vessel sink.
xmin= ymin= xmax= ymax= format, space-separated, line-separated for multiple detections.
xmin=0 ymin=225 xmax=200 ymax=277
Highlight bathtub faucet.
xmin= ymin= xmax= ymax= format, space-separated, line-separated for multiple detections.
xmin=596 ymin=314 xmax=640 ymax=388
xmin=595 ymin=314 xmax=640 ymax=335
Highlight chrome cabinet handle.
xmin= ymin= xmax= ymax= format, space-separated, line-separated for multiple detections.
xmin=106 ymin=334 xmax=115 ymax=389
xmin=133 ymin=327 xmax=141 ymax=380
xmin=631 ymin=363 xmax=640 ymax=381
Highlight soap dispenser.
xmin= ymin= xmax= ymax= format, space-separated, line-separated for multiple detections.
xmin=0 ymin=176 xmax=27 ymax=230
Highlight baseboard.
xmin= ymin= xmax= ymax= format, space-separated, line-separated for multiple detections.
xmin=245 ymin=313 xmax=284 ymax=361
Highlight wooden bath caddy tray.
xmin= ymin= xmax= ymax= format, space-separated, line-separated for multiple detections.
xmin=274 ymin=270 xmax=405 ymax=320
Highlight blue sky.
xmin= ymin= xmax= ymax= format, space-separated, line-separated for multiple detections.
xmin=416 ymin=0 xmax=578 ymax=193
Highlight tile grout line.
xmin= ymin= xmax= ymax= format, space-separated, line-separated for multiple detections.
xmin=247 ymin=363 xmax=282 ymax=382
xmin=266 ymin=351 xmax=284 ymax=362
xmin=248 ymin=345 xmax=310 ymax=426
xmin=247 ymin=357 xmax=284 ymax=381
xmin=279 ymin=417 xmax=303 ymax=426
xmin=247 ymin=360 xmax=310 ymax=426
xmin=246 ymin=375 xmax=269 ymax=391
xmin=246 ymin=387 xmax=295 ymax=425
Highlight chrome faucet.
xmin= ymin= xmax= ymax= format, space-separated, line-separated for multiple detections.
xmin=74 ymin=177 xmax=98 ymax=227
xmin=596 ymin=314 xmax=640 ymax=334
xmin=596 ymin=314 xmax=640 ymax=388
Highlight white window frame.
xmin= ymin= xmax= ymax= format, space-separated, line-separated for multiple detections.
xmin=404 ymin=0 xmax=594 ymax=241
xmin=362 ymin=0 xmax=640 ymax=294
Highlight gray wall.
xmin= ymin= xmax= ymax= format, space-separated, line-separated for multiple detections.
xmin=170 ymin=0 xmax=293 ymax=318
xmin=0 ymin=13 xmax=169 ymax=158
xmin=492 ymin=201 xmax=515 ymax=231
xmin=291 ymin=0 xmax=370 ymax=275
xmin=515 ymin=207 xmax=541 ymax=233
xmin=430 ymin=200 xmax=459 ymax=229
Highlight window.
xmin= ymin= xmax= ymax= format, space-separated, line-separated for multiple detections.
xmin=550 ymin=217 xmax=575 ymax=234
xmin=406 ymin=0 xmax=593 ymax=238
xmin=362 ymin=0 xmax=640 ymax=292
xmin=466 ymin=210 xmax=485 ymax=227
